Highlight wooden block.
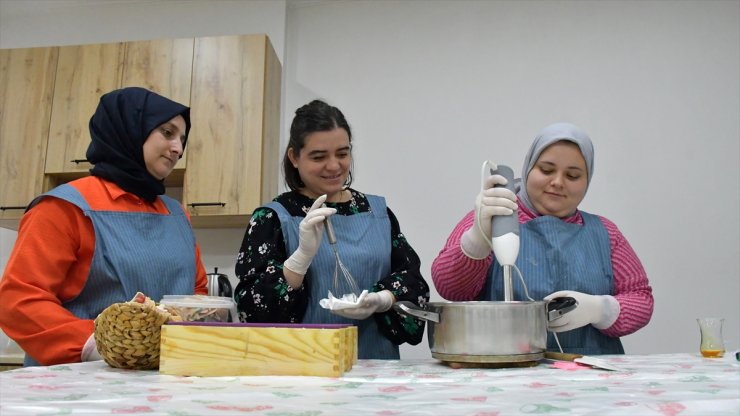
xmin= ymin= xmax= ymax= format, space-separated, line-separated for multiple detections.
xmin=159 ymin=322 xmax=356 ymax=377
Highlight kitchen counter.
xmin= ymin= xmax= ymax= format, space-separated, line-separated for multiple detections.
xmin=0 ymin=353 xmax=23 ymax=365
xmin=0 ymin=353 xmax=738 ymax=415
xmin=0 ymin=352 xmax=23 ymax=372
xmin=0 ymin=334 xmax=24 ymax=369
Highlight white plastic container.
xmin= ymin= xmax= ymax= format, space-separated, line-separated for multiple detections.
xmin=159 ymin=295 xmax=238 ymax=323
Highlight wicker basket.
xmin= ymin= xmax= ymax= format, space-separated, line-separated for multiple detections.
xmin=93 ymin=294 xmax=178 ymax=370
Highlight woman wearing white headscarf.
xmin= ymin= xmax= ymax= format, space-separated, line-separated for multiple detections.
xmin=431 ymin=123 xmax=653 ymax=355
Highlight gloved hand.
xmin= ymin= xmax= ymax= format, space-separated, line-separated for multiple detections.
xmin=330 ymin=290 xmax=395 ymax=320
xmin=460 ymin=174 xmax=518 ymax=259
xmin=545 ymin=290 xmax=621 ymax=332
xmin=284 ymin=194 xmax=336 ymax=275
xmin=81 ymin=333 xmax=102 ymax=362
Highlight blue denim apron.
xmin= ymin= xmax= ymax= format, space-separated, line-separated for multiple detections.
xmin=267 ymin=194 xmax=398 ymax=359
xmin=24 ymin=184 xmax=196 ymax=366
xmin=483 ymin=211 xmax=624 ymax=355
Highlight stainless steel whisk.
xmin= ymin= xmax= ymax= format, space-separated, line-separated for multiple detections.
xmin=324 ymin=215 xmax=361 ymax=297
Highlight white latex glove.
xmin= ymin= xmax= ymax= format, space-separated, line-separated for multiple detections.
xmin=320 ymin=290 xmax=369 ymax=310
xmin=545 ymin=290 xmax=620 ymax=332
xmin=283 ymin=194 xmax=337 ymax=275
xmin=460 ymin=174 xmax=518 ymax=259
xmin=81 ymin=333 xmax=102 ymax=362
xmin=330 ymin=290 xmax=394 ymax=320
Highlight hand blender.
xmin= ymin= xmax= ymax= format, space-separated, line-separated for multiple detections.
xmin=489 ymin=164 xmax=520 ymax=301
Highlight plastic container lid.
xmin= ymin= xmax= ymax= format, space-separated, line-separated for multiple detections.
xmin=159 ymin=295 xmax=238 ymax=323
xmin=160 ymin=295 xmax=235 ymax=307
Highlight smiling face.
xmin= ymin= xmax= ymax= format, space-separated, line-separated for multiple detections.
xmin=525 ymin=141 xmax=588 ymax=218
xmin=143 ymin=115 xmax=186 ymax=180
xmin=288 ymin=127 xmax=351 ymax=202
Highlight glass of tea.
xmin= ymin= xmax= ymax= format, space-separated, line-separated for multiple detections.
xmin=697 ymin=317 xmax=725 ymax=358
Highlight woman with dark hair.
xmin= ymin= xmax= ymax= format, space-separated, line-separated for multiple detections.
xmin=234 ymin=99 xmax=429 ymax=359
xmin=0 ymin=87 xmax=208 ymax=366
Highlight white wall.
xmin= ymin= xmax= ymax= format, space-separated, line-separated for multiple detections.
xmin=1 ymin=0 xmax=738 ymax=360
xmin=284 ymin=0 xmax=740 ymax=358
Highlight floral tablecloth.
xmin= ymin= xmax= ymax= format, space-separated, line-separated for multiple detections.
xmin=1 ymin=353 xmax=738 ymax=415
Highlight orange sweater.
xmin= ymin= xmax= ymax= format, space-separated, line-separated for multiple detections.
xmin=0 ymin=177 xmax=207 ymax=365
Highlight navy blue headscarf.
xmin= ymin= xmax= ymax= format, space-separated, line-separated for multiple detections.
xmin=86 ymin=87 xmax=191 ymax=202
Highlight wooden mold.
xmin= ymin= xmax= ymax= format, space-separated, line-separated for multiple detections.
xmin=159 ymin=322 xmax=357 ymax=377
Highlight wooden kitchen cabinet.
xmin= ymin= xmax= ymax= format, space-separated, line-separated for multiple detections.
xmin=44 ymin=43 xmax=124 ymax=177
xmin=184 ymin=34 xmax=281 ymax=228
xmin=121 ymin=37 xmax=195 ymax=177
xmin=45 ymin=38 xmax=195 ymax=179
xmin=0 ymin=34 xmax=280 ymax=230
xmin=121 ymin=38 xmax=193 ymax=107
xmin=0 ymin=47 xmax=58 ymax=229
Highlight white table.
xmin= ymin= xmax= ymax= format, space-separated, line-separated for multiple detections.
xmin=0 ymin=353 xmax=738 ymax=415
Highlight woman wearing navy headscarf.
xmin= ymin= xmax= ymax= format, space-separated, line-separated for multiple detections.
xmin=431 ymin=123 xmax=654 ymax=355
xmin=0 ymin=87 xmax=208 ymax=366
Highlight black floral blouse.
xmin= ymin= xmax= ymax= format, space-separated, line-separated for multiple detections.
xmin=234 ymin=189 xmax=430 ymax=346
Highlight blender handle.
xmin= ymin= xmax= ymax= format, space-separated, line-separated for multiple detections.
xmin=490 ymin=164 xmax=519 ymax=239
xmin=489 ymin=164 xmax=520 ymax=302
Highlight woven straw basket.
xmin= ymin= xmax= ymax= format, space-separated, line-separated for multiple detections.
xmin=94 ymin=295 xmax=177 ymax=370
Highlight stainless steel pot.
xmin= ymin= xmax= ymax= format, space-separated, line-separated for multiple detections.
xmin=395 ymin=297 xmax=576 ymax=363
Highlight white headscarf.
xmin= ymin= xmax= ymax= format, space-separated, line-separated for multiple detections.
xmin=517 ymin=122 xmax=594 ymax=214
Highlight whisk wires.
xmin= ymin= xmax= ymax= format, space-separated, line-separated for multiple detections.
xmin=324 ymin=215 xmax=361 ymax=297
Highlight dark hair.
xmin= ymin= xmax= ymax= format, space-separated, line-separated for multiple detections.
xmin=283 ymin=99 xmax=354 ymax=191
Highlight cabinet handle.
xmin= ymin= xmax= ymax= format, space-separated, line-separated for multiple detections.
xmin=70 ymin=159 xmax=90 ymax=164
xmin=0 ymin=206 xmax=27 ymax=211
xmin=188 ymin=202 xmax=226 ymax=208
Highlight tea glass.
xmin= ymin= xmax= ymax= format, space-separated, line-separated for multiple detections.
xmin=697 ymin=317 xmax=725 ymax=358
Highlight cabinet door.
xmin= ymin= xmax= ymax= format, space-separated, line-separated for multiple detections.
xmin=185 ymin=35 xmax=281 ymax=228
xmin=0 ymin=47 xmax=58 ymax=229
xmin=45 ymin=43 xmax=124 ymax=175
xmin=122 ymin=37 xmax=195 ymax=178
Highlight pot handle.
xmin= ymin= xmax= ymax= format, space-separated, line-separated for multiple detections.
xmin=546 ymin=296 xmax=578 ymax=321
xmin=393 ymin=301 xmax=440 ymax=323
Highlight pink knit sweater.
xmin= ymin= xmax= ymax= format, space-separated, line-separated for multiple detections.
xmin=431 ymin=201 xmax=653 ymax=338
